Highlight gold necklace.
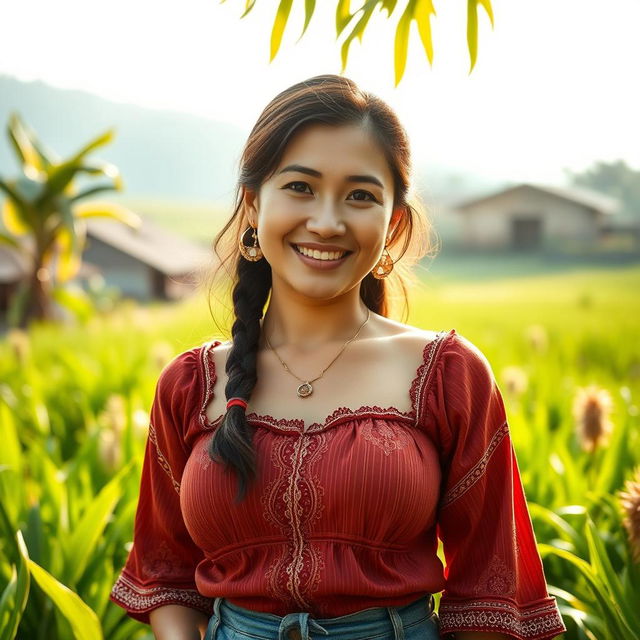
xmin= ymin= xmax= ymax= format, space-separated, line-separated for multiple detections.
xmin=264 ymin=308 xmax=371 ymax=398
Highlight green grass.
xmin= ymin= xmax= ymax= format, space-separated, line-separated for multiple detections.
xmin=1 ymin=260 xmax=639 ymax=639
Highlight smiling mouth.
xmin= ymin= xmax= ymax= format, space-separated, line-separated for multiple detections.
xmin=292 ymin=244 xmax=352 ymax=261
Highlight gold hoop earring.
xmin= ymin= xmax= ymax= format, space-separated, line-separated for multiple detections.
xmin=371 ymin=246 xmax=394 ymax=279
xmin=239 ymin=226 xmax=263 ymax=261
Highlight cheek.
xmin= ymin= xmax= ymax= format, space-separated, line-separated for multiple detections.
xmin=256 ymin=208 xmax=300 ymax=251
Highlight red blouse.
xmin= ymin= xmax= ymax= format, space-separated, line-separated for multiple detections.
xmin=110 ymin=329 xmax=566 ymax=639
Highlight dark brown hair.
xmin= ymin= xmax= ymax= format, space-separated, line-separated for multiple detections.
xmin=205 ymin=74 xmax=435 ymax=501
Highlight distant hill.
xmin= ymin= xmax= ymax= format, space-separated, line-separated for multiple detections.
xmin=0 ymin=74 xmax=247 ymax=206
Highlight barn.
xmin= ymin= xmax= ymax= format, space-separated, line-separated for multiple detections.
xmin=455 ymin=183 xmax=619 ymax=250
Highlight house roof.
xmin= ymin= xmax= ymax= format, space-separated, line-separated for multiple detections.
xmin=0 ymin=240 xmax=100 ymax=283
xmin=0 ymin=243 xmax=29 ymax=281
xmin=0 ymin=214 xmax=214 ymax=284
xmin=85 ymin=215 xmax=212 ymax=276
xmin=456 ymin=182 xmax=620 ymax=215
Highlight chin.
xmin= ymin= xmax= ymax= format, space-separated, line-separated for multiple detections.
xmin=292 ymin=277 xmax=363 ymax=302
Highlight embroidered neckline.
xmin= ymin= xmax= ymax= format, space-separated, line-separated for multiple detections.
xmin=197 ymin=328 xmax=455 ymax=434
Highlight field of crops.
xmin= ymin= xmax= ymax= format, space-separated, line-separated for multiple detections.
xmin=1 ymin=260 xmax=638 ymax=640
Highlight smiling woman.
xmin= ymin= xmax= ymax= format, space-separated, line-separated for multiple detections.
xmin=109 ymin=74 xmax=566 ymax=640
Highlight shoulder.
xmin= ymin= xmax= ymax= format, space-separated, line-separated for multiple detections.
xmin=368 ymin=315 xmax=451 ymax=364
xmin=376 ymin=321 xmax=497 ymax=397
xmin=155 ymin=341 xmax=226 ymax=400
xmin=198 ymin=339 xmax=232 ymax=378
xmin=437 ymin=331 xmax=496 ymax=385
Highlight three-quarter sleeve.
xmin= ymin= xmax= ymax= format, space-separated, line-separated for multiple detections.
xmin=429 ymin=333 xmax=566 ymax=640
xmin=109 ymin=348 xmax=213 ymax=625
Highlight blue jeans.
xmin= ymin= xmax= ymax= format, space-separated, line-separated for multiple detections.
xmin=203 ymin=594 xmax=440 ymax=640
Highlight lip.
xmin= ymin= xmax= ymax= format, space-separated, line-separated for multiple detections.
xmin=290 ymin=243 xmax=351 ymax=270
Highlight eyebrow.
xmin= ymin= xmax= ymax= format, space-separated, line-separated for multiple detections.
xmin=277 ymin=164 xmax=384 ymax=189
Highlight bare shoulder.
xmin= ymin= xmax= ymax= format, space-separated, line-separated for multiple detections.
xmin=366 ymin=314 xmax=446 ymax=363
xmin=205 ymin=339 xmax=233 ymax=371
xmin=371 ymin=314 xmax=443 ymax=344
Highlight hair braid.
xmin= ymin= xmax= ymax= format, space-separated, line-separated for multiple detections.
xmin=208 ymin=257 xmax=271 ymax=501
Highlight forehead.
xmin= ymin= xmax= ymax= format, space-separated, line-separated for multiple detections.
xmin=274 ymin=123 xmax=393 ymax=187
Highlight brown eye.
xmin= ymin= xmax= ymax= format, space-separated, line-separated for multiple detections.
xmin=283 ymin=181 xmax=311 ymax=194
xmin=349 ymin=190 xmax=379 ymax=203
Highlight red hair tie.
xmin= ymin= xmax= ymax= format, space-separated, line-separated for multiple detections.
xmin=226 ymin=397 xmax=248 ymax=410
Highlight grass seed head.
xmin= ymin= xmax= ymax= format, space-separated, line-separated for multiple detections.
xmin=619 ymin=467 xmax=640 ymax=563
xmin=525 ymin=324 xmax=548 ymax=353
xmin=7 ymin=328 xmax=30 ymax=365
xmin=572 ymin=384 xmax=614 ymax=452
xmin=502 ymin=366 xmax=529 ymax=397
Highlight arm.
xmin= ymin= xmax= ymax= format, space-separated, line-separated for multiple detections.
xmin=149 ymin=604 xmax=209 ymax=640
xmin=109 ymin=349 xmax=214 ymax=625
xmin=428 ymin=334 xmax=566 ymax=640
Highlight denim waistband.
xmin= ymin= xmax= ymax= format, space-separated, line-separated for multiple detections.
xmin=205 ymin=594 xmax=436 ymax=640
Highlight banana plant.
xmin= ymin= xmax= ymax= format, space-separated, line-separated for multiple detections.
xmin=0 ymin=112 xmax=141 ymax=329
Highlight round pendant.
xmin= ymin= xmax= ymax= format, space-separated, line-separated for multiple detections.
xmin=297 ymin=382 xmax=313 ymax=398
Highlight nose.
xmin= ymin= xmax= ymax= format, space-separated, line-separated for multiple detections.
xmin=305 ymin=200 xmax=346 ymax=237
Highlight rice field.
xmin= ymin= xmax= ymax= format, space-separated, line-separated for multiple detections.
xmin=0 ymin=258 xmax=638 ymax=639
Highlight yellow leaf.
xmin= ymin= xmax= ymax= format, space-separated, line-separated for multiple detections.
xmin=336 ymin=0 xmax=352 ymax=35
xmin=9 ymin=114 xmax=43 ymax=171
xmin=270 ymin=0 xmax=294 ymax=62
xmin=415 ymin=0 xmax=435 ymax=65
xmin=73 ymin=202 xmax=142 ymax=229
xmin=478 ymin=0 xmax=494 ymax=28
xmin=467 ymin=0 xmax=479 ymax=73
xmin=54 ymin=224 xmax=85 ymax=282
xmin=2 ymin=199 xmax=30 ymax=235
xmin=394 ymin=2 xmax=414 ymax=86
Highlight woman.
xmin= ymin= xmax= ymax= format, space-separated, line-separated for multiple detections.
xmin=110 ymin=75 xmax=566 ymax=640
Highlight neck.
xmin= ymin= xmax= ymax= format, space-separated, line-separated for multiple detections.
xmin=262 ymin=286 xmax=370 ymax=352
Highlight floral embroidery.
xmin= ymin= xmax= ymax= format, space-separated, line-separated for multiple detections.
xmin=438 ymin=597 xmax=566 ymax=639
xmin=142 ymin=540 xmax=182 ymax=578
xmin=148 ymin=423 xmax=181 ymax=495
xmin=196 ymin=435 xmax=215 ymax=470
xmin=361 ymin=419 xmax=411 ymax=455
xmin=111 ymin=572 xmax=213 ymax=616
xmin=440 ymin=421 xmax=509 ymax=509
xmin=261 ymin=431 xmax=335 ymax=611
xmin=474 ymin=554 xmax=516 ymax=597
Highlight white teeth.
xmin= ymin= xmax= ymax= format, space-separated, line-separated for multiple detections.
xmin=295 ymin=245 xmax=346 ymax=261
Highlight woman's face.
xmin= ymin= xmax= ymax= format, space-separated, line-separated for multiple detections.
xmin=244 ymin=123 xmax=403 ymax=302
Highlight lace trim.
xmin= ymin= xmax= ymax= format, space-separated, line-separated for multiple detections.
xmin=110 ymin=572 xmax=213 ymax=616
xmin=410 ymin=329 xmax=454 ymax=422
xmin=199 ymin=340 xmax=222 ymax=430
xmin=438 ymin=597 xmax=566 ymax=639
xmin=198 ymin=331 xmax=453 ymax=434
xmin=249 ymin=406 xmax=415 ymax=434
xmin=148 ymin=423 xmax=181 ymax=495
xmin=440 ymin=421 xmax=509 ymax=509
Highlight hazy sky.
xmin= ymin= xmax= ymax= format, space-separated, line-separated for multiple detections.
xmin=2 ymin=0 xmax=639 ymax=185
